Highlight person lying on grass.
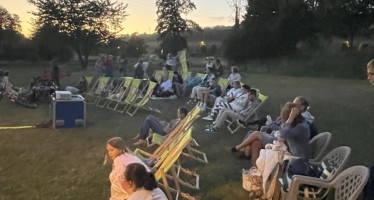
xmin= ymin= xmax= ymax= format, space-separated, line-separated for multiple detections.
xmin=231 ymin=102 xmax=311 ymax=166
xmin=120 ymin=163 xmax=167 ymax=200
xmin=104 ymin=137 xmax=150 ymax=200
xmin=133 ymin=107 xmax=188 ymax=146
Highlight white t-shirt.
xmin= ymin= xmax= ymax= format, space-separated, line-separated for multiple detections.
xmin=128 ymin=188 xmax=167 ymax=200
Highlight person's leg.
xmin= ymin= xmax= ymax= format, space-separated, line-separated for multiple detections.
xmin=138 ymin=115 xmax=161 ymax=139
xmin=234 ymin=131 xmax=262 ymax=150
xmin=250 ymin=140 xmax=263 ymax=167
xmin=190 ymin=86 xmax=198 ymax=99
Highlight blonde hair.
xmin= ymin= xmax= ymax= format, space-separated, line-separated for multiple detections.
xmin=367 ymin=59 xmax=374 ymax=70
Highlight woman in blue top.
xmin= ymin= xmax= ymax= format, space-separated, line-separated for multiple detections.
xmin=231 ymin=102 xmax=311 ymax=166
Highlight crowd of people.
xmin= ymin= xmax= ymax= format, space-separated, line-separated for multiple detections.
xmin=100 ymin=58 xmax=374 ymax=200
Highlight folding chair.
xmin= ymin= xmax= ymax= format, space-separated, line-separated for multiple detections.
xmin=153 ymin=69 xmax=168 ymax=84
xmin=106 ymin=78 xmax=143 ymax=113
xmin=227 ymin=92 xmax=268 ymax=134
xmin=134 ymin=106 xmax=202 ymax=160
xmin=96 ymin=77 xmax=126 ymax=108
xmin=196 ymin=73 xmax=205 ymax=79
xmin=217 ymin=77 xmax=229 ymax=94
xmin=126 ymin=81 xmax=161 ymax=116
xmin=153 ymin=127 xmax=198 ymax=200
xmin=84 ymin=76 xmax=111 ymax=104
xmin=104 ymin=77 xmax=133 ymax=109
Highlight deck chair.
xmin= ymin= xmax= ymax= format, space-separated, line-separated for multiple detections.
xmin=227 ymin=92 xmax=268 ymax=134
xmin=106 ymin=78 xmax=143 ymax=113
xmin=153 ymin=127 xmax=198 ymax=200
xmin=284 ymin=165 xmax=369 ymax=200
xmin=134 ymin=106 xmax=202 ymax=160
xmin=104 ymin=77 xmax=134 ymax=109
xmin=147 ymin=105 xmax=201 ymax=147
xmin=280 ymin=146 xmax=351 ymax=200
xmin=96 ymin=77 xmax=126 ymax=108
xmin=84 ymin=76 xmax=95 ymax=92
xmin=147 ymin=106 xmax=208 ymax=164
xmin=168 ymin=70 xmax=174 ymax=80
xmin=153 ymin=69 xmax=168 ymax=84
xmin=126 ymin=81 xmax=161 ymax=116
xmin=309 ymin=132 xmax=332 ymax=162
xmin=217 ymin=77 xmax=229 ymax=94
xmin=196 ymin=73 xmax=205 ymax=79
xmin=84 ymin=76 xmax=111 ymax=104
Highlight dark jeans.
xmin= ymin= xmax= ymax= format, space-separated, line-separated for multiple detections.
xmin=139 ymin=115 xmax=167 ymax=140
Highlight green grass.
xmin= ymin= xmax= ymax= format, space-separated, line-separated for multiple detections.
xmin=1 ymin=62 xmax=373 ymax=200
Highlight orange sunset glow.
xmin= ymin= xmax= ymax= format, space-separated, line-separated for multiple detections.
xmin=2 ymin=0 xmax=236 ymax=37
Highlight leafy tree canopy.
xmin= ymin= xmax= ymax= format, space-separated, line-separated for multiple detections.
xmin=29 ymin=0 xmax=128 ymax=68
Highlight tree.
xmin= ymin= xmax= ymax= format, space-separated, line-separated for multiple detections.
xmin=227 ymin=0 xmax=247 ymax=29
xmin=305 ymin=0 xmax=374 ymax=48
xmin=155 ymin=0 xmax=201 ymax=56
xmin=29 ymin=0 xmax=127 ymax=69
xmin=223 ymin=0 xmax=316 ymax=61
xmin=32 ymin=24 xmax=72 ymax=61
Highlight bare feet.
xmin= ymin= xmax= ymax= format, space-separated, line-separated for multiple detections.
xmin=133 ymin=139 xmax=146 ymax=146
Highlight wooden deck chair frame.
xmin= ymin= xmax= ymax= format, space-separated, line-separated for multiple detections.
xmin=115 ymin=79 xmax=149 ymax=114
xmin=84 ymin=76 xmax=95 ymax=93
xmin=106 ymin=78 xmax=143 ymax=112
xmin=126 ymin=81 xmax=161 ymax=116
xmin=84 ymin=76 xmax=111 ymax=104
xmin=104 ymin=77 xmax=134 ymax=109
xmin=96 ymin=77 xmax=126 ymax=108
xmin=227 ymin=92 xmax=268 ymax=134
xmin=154 ymin=127 xmax=197 ymax=200
xmin=134 ymin=106 xmax=201 ymax=160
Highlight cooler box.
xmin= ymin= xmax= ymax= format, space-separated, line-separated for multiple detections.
xmin=52 ymin=95 xmax=86 ymax=129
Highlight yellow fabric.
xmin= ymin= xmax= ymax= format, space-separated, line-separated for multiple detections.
xmin=0 ymin=126 xmax=35 ymax=130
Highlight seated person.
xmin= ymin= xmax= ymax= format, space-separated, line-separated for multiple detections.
xmin=121 ymin=163 xmax=167 ymax=200
xmin=240 ymin=96 xmax=317 ymax=137
xmin=65 ymin=76 xmax=88 ymax=94
xmin=133 ymin=107 xmax=188 ymax=146
xmin=202 ymin=84 xmax=251 ymax=121
xmin=205 ymin=89 xmax=260 ymax=133
xmin=108 ymin=86 xmax=126 ymax=100
xmin=212 ymin=80 xmax=242 ymax=109
xmin=205 ymin=57 xmax=214 ymax=70
xmin=197 ymin=78 xmax=222 ymax=111
xmin=227 ymin=66 xmax=241 ymax=88
xmin=187 ymin=67 xmax=215 ymax=104
xmin=152 ymin=78 xmax=174 ymax=98
xmin=212 ymin=58 xmax=224 ymax=77
xmin=231 ymin=102 xmax=311 ymax=166
xmin=174 ymin=70 xmax=200 ymax=97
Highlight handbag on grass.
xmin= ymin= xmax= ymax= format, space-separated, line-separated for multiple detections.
xmin=242 ymin=167 xmax=266 ymax=199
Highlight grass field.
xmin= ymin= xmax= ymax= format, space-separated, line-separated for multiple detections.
xmin=0 ymin=61 xmax=373 ymax=200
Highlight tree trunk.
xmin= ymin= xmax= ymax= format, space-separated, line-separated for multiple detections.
xmin=74 ymin=46 xmax=88 ymax=69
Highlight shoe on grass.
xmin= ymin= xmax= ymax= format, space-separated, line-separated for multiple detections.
xmin=202 ymin=115 xmax=214 ymax=121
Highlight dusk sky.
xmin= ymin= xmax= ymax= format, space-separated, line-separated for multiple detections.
xmin=2 ymin=0 xmax=240 ymax=37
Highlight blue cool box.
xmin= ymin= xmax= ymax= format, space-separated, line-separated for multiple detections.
xmin=52 ymin=95 xmax=86 ymax=129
